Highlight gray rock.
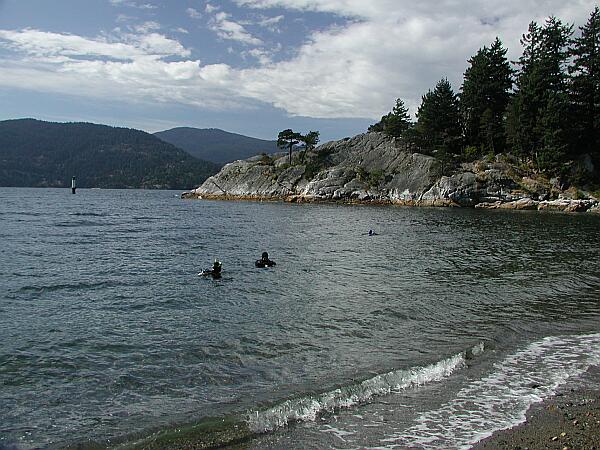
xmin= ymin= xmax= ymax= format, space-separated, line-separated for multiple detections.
xmin=538 ymin=199 xmax=598 ymax=213
xmin=188 ymin=131 xmax=597 ymax=212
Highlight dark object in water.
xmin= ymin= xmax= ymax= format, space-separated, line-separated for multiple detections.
xmin=255 ymin=251 xmax=276 ymax=268
xmin=199 ymin=260 xmax=222 ymax=278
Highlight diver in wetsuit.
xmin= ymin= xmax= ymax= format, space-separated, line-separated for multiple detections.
xmin=211 ymin=260 xmax=222 ymax=278
xmin=199 ymin=260 xmax=222 ymax=278
xmin=255 ymin=252 xmax=276 ymax=268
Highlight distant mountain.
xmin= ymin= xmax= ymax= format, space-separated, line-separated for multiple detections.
xmin=154 ymin=127 xmax=279 ymax=164
xmin=0 ymin=119 xmax=220 ymax=189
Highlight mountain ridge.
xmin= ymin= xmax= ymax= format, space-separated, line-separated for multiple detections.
xmin=0 ymin=118 xmax=219 ymax=189
xmin=154 ymin=127 xmax=279 ymax=164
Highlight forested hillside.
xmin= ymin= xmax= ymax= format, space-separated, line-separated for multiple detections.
xmin=154 ymin=127 xmax=278 ymax=164
xmin=0 ymin=119 xmax=220 ymax=189
xmin=370 ymin=7 xmax=600 ymax=190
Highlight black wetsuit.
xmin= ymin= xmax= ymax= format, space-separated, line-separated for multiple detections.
xmin=255 ymin=258 xmax=276 ymax=268
xmin=202 ymin=262 xmax=222 ymax=278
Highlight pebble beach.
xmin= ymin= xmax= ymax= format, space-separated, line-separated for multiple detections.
xmin=471 ymin=366 xmax=600 ymax=450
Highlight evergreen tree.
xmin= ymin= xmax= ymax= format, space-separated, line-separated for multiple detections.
xmin=506 ymin=18 xmax=573 ymax=173
xmin=301 ymin=131 xmax=320 ymax=151
xmin=416 ymin=78 xmax=462 ymax=155
xmin=368 ymin=98 xmax=412 ymax=137
xmin=460 ymin=38 xmax=513 ymax=156
xmin=384 ymin=98 xmax=412 ymax=137
xmin=506 ymin=21 xmax=543 ymax=159
xmin=569 ymin=7 xmax=600 ymax=159
xmin=537 ymin=17 xmax=572 ymax=172
xmin=277 ymin=129 xmax=302 ymax=164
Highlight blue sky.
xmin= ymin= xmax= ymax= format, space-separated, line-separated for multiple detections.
xmin=0 ymin=0 xmax=596 ymax=142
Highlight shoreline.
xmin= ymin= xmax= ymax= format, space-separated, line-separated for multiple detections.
xmin=181 ymin=192 xmax=600 ymax=214
xmin=471 ymin=365 xmax=600 ymax=450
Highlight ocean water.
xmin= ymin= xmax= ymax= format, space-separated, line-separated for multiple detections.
xmin=1 ymin=187 xmax=599 ymax=449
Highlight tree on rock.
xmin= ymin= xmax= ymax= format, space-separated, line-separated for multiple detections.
xmin=569 ymin=7 xmax=600 ymax=159
xmin=506 ymin=17 xmax=573 ymax=173
xmin=301 ymin=131 xmax=320 ymax=151
xmin=460 ymin=38 xmax=513 ymax=156
xmin=369 ymin=98 xmax=412 ymax=137
xmin=277 ymin=129 xmax=302 ymax=164
xmin=416 ymin=78 xmax=462 ymax=155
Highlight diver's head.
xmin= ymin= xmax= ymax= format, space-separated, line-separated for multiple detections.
xmin=262 ymin=252 xmax=269 ymax=259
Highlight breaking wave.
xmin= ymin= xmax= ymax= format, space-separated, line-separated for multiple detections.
xmin=247 ymin=342 xmax=485 ymax=433
xmin=382 ymin=333 xmax=600 ymax=449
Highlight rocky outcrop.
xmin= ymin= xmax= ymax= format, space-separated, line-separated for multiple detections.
xmin=183 ymin=132 xmax=599 ymax=213
xmin=475 ymin=198 xmax=597 ymax=212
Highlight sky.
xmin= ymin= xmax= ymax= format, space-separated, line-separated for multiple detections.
xmin=0 ymin=0 xmax=597 ymax=142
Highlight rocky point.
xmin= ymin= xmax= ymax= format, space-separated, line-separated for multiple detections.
xmin=183 ymin=132 xmax=599 ymax=213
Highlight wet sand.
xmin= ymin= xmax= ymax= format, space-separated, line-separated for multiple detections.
xmin=471 ymin=366 xmax=600 ymax=450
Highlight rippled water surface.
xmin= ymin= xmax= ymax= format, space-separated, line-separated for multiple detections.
xmin=1 ymin=187 xmax=599 ymax=449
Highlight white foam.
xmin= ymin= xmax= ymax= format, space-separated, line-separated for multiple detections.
xmin=247 ymin=343 xmax=483 ymax=433
xmin=380 ymin=333 xmax=600 ymax=449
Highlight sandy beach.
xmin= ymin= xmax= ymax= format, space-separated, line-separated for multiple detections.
xmin=471 ymin=366 xmax=600 ymax=450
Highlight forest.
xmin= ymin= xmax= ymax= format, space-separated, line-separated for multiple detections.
xmin=0 ymin=119 xmax=219 ymax=189
xmin=369 ymin=8 xmax=600 ymax=189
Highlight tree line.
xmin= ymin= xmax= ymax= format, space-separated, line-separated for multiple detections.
xmin=369 ymin=7 xmax=600 ymax=186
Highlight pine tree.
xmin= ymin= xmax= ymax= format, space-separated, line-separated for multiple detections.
xmin=506 ymin=21 xmax=543 ymax=159
xmin=569 ymin=7 xmax=600 ymax=159
xmin=506 ymin=18 xmax=573 ymax=173
xmin=416 ymin=78 xmax=462 ymax=155
xmin=277 ymin=129 xmax=302 ymax=164
xmin=368 ymin=98 xmax=412 ymax=137
xmin=537 ymin=17 xmax=573 ymax=172
xmin=460 ymin=38 xmax=513 ymax=156
xmin=461 ymin=48 xmax=489 ymax=149
xmin=301 ymin=131 xmax=320 ymax=151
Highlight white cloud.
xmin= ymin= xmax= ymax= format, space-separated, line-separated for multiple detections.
xmin=186 ymin=7 xmax=202 ymax=19
xmin=0 ymin=28 xmax=140 ymax=60
xmin=209 ymin=11 xmax=263 ymax=45
xmin=109 ymin=0 xmax=157 ymax=9
xmin=135 ymin=32 xmax=190 ymax=57
xmin=205 ymin=3 xmax=219 ymax=13
xmin=229 ymin=0 xmax=598 ymax=118
xmin=134 ymin=21 xmax=161 ymax=33
xmin=257 ymin=14 xmax=284 ymax=32
xmin=0 ymin=27 xmax=245 ymax=110
xmin=0 ymin=28 xmax=189 ymax=61
xmin=244 ymin=48 xmax=273 ymax=64
xmin=1 ymin=1 xmax=598 ymax=120
xmin=116 ymin=14 xmax=135 ymax=23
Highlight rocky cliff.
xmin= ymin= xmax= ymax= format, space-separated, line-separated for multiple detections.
xmin=183 ymin=132 xmax=599 ymax=213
